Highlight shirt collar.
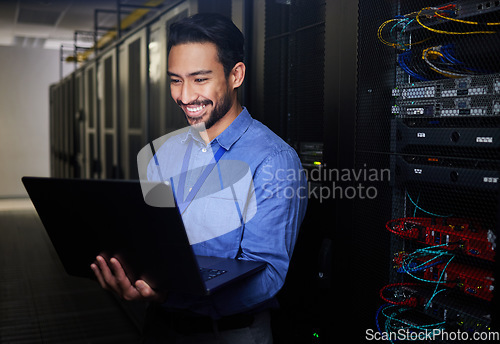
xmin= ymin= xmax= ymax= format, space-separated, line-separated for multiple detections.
xmin=181 ymin=107 xmax=252 ymax=150
xmin=214 ymin=107 xmax=252 ymax=150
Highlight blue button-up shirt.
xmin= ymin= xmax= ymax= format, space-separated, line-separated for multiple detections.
xmin=145 ymin=107 xmax=308 ymax=317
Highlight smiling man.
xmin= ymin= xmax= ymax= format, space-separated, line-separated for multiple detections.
xmin=92 ymin=13 xmax=308 ymax=344
xmin=167 ymin=42 xmax=241 ymax=139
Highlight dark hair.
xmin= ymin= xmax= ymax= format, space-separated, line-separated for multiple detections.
xmin=167 ymin=13 xmax=244 ymax=77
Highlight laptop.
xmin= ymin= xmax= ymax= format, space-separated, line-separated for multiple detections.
xmin=21 ymin=176 xmax=265 ymax=296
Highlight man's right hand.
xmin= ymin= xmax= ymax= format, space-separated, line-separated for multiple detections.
xmin=91 ymin=255 xmax=166 ymax=302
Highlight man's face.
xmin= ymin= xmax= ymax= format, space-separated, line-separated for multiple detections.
xmin=167 ymin=42 xmax=233 ymax=130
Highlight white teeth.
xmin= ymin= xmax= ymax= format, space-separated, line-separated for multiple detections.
xmin=187 ymin=104 xmax=206 ymax=112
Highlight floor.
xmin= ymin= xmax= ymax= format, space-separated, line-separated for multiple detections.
xmin=0 ymin=198 xmax=146 ymax=343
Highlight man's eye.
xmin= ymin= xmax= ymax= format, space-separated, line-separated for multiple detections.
xmin=195 ymin=78 xmax=208 ymax=83
xmin=170 ymin=79 xmax=181 ymax=84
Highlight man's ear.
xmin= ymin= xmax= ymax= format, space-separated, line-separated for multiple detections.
xmin=230 ymin=62 xmax=246 ymax=89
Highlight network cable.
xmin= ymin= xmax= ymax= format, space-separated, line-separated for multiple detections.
xmin=375 ymin=304 xmax=446 ymax=344
xmin=398 ymin=51 xmax=429 ymax=81
xmin=378 ymin=17 xmax=432 ymax=50
xmin=416 ymin=7 xmax=497 ymax=35
xmin=406 ymin=191 xmax=453 ymax=217
xmin=434 ymin=10 xmax=500 ymax=27
xmin=422 ymin=46 xmax=483 ymax=78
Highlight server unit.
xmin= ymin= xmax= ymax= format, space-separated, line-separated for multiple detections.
xmin=357 ymin=0 xmax=499 ymax=341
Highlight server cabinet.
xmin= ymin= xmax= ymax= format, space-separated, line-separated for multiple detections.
xmin=97 ymin=49 xmax=119 ymax=179
xmin=49 ymin=84 xmax=56 ymax=177
xmin=119 ymin=29 xmax=148 ymax=180
xmin=49 ymin=84 xmax=61 ymax=178
xmin=57 ymin=75 xmax=75 ymax=179
xmin=84 ymin=63 xmax=100 ymax=179
xmin=74 ymin=70 xmax=86 ymax=178
xmin=148 ymin=1 xmax=191 ymax=142
xmin=356 ymin=0 xmax=500 ymax=341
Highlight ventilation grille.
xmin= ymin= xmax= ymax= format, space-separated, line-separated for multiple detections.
xmin=13 ymin=36 xmax=47 ymax=48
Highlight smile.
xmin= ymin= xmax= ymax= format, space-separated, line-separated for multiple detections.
xmin=186 ymin=104 xmax=206 ymax=113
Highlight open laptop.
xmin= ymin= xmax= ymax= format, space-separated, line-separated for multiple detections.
xmin=22 ymin=176 xmax=265 ymax=296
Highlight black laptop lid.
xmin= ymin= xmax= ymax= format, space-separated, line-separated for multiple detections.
xmin=22 ymin=177 xmax=207 ymax=295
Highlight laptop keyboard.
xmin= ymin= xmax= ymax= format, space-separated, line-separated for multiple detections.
xmin=200 ymin=267 xmax=227 ymax=281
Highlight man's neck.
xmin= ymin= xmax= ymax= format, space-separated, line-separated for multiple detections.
xmin=204 ymin=101 xmax=243 ymax=143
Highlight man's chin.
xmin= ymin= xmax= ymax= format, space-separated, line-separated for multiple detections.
xmin=185 ymin=111 xmax=206 ymax=123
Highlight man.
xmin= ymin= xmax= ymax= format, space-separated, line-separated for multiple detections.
xmin=91 ymin=13 xmax=307 ymax=343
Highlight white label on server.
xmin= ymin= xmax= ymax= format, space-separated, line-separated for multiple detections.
xmin=476 ymin=137 xmax=493 ymax=143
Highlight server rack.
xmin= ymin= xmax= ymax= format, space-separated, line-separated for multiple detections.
xmin=84 ymin=62 xmax=100 ymax=179
xmin=356 ymin=0 xmax=499 ymax=341
xmin=119 ymin=28 xmax=148 ymax=180
xmin=74 ymin=70 xmax=85 ymax=178
xmin=98 ymin=48 xmax=119 ymax=179
xmin=148 ymin=1 xmax=191 ymax=142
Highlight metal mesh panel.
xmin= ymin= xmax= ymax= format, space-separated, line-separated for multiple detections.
xmin=264 ymin=0 xmax=325 ymax=146
xmin=356 ymin=0 xmax=500 ymax=338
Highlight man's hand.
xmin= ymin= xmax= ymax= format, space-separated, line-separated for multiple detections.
xmin=91 ymin=255 xmax=166 ymax=302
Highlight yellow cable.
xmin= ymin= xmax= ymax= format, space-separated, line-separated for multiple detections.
xmin=416 ymin=7 xmax=496 ymax=35
xmin=422 ymin=47 xmax=468 ymax=78
xmin=378 ymin=19 xmax=404 ymax=48
xmin=377 ymin=18 xmax=432 ymax=50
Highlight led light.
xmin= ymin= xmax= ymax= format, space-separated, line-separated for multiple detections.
xmin=313 ymin=161 xmax=322 ymax=166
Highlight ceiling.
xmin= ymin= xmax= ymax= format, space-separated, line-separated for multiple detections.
xmin=0 ymin=0 xmax=128 ymax=50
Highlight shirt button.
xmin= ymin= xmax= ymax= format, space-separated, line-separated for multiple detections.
xmin=202 ymin=148 xmax=207 ymax=153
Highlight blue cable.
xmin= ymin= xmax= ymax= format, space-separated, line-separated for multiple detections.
xmin=406 ymin=191 xmax=453 ymax=217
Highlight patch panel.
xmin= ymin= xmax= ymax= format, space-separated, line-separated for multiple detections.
xmin=380 ymin=284 xmax=493 ymax=329
xmin=426 ymin=262 xmax=494 ymax=301
xmin=384 ymin=262 xmax=494 ymax=303
xmin=392 ymin=254 xmax=495 ymax=301
xmin=386 ymin=217 xmax=496 ymax=262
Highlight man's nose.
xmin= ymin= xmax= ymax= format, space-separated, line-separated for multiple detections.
xmin=179 ymin=83 xmax=197 ymax=105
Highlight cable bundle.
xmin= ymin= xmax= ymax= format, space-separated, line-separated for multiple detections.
xmin=378 ymin=5 xmax=500 ymax=80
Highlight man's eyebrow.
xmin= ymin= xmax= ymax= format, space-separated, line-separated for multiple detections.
xmin=167 ymin=70 xmax=213 ymax=78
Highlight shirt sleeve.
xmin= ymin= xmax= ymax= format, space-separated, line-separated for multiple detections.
xmin=209 ymin=147 xmax=308 ymax=316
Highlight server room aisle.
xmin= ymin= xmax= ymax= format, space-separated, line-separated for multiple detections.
xmin=0 ymin=199 xmax=143 ymax=343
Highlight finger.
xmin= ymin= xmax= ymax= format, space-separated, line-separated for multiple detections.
xmin=90 ymin=263 xmax=109 ymax=290
xmin=109 ymin=258 xmax=145 ymax=300
xmin=135 ymin=280 xmax=155 ymax=298
xmin=95 ymin=256 xmax=118 ymax=290
xmin=135 ymin=280 xmax=165 ymax=302
xmin=109 ymin=258 xmax=127 ymax=281
xmin=109 ymin=258 xmax=134 ymax=290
